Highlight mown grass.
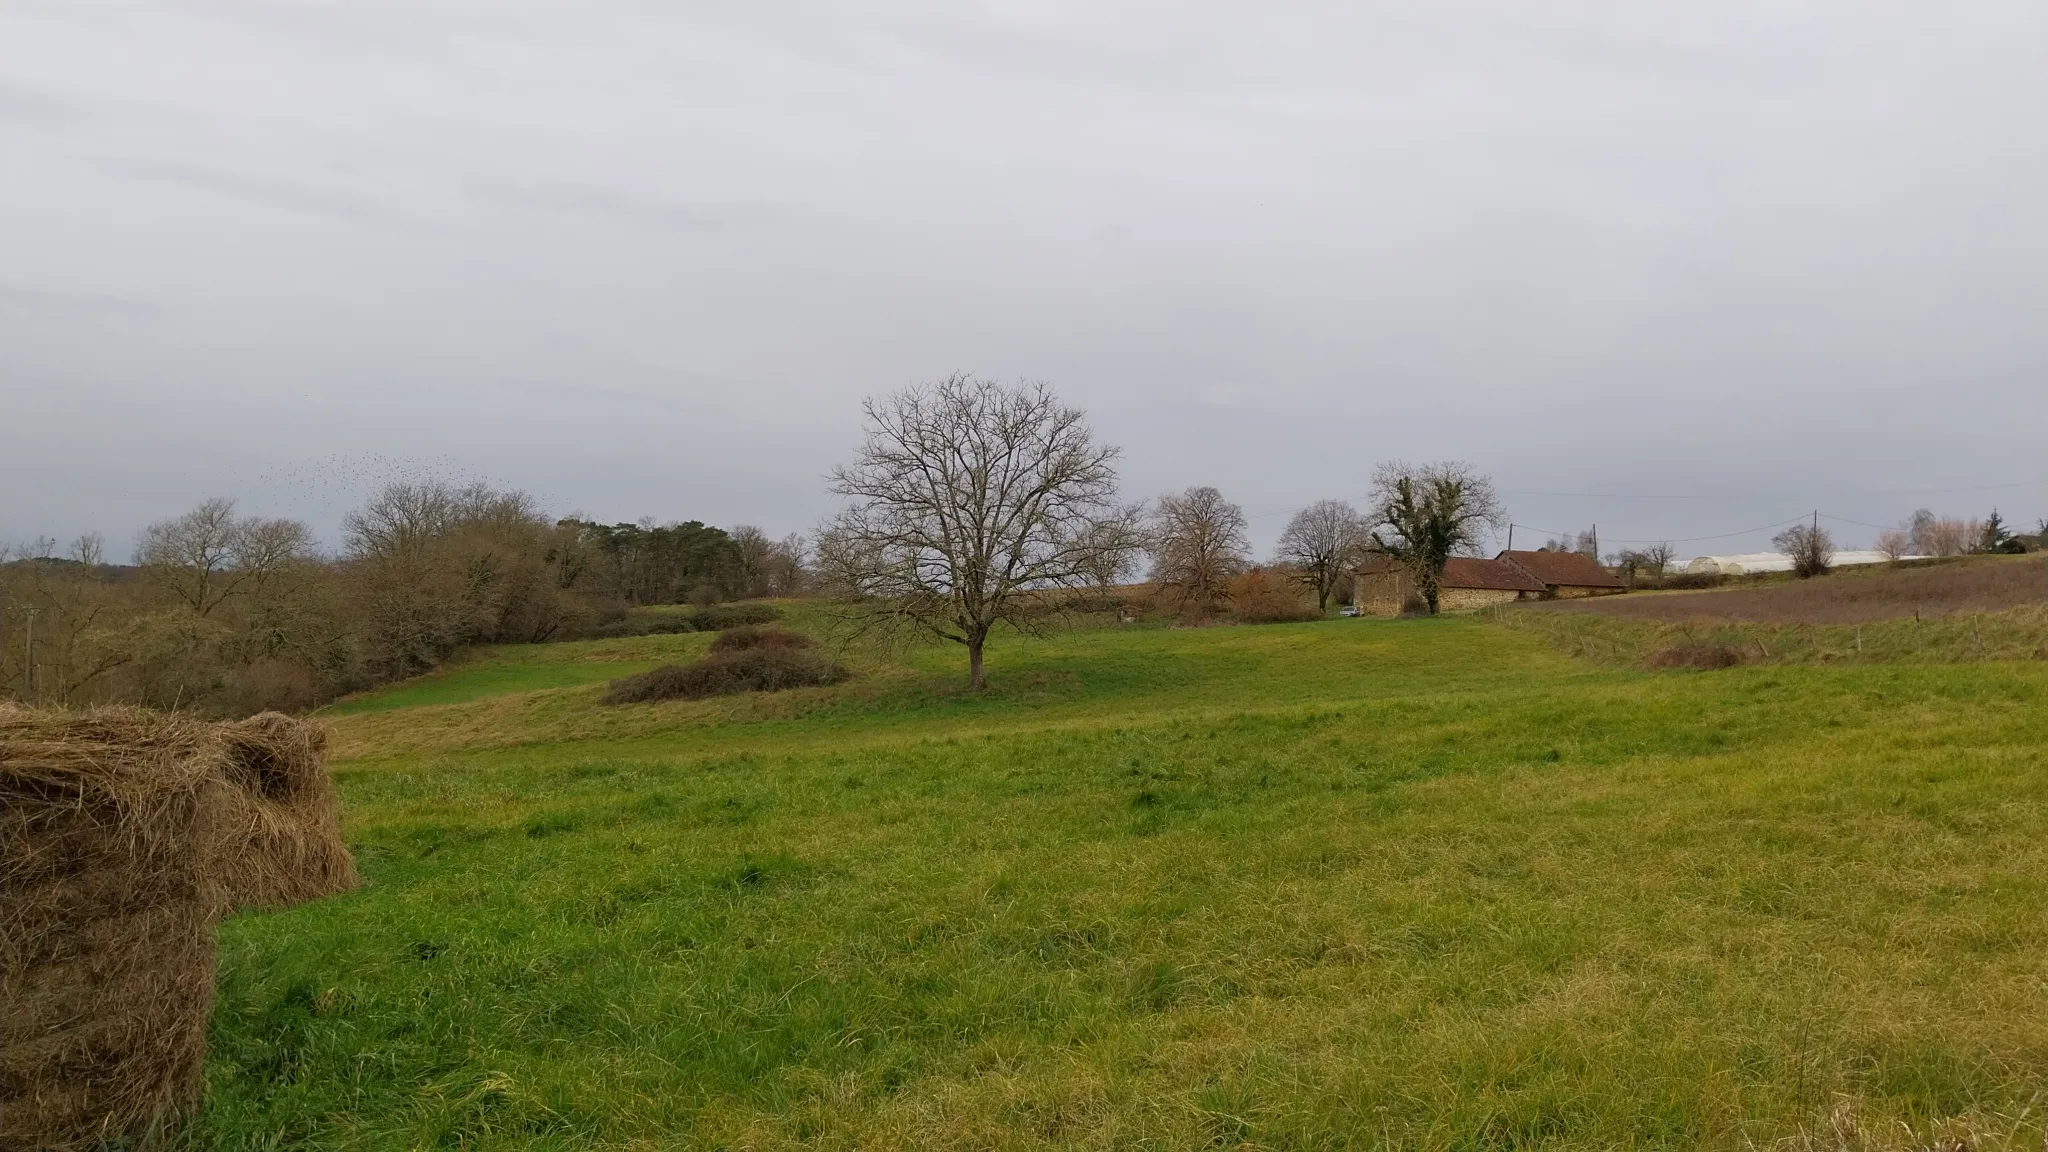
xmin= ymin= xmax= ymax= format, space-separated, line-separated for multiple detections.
xmin=192 ymin=615 xmax=2048 ymax=1150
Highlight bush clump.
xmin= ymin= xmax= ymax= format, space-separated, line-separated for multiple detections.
xmin=578 ymin=602 xmax=781 ymax=640
xmin=1225 ymin=567 xmax=1321 ymax=624
xmin=709 ymin=625 xmax=813 ymax=654
xmin=689 ymin=602 xmax=782 ymax=631
xmin=603 ymin=646 xmax=845 ymax=704
xmin=584 ymin=614 xmax=699 ymax=640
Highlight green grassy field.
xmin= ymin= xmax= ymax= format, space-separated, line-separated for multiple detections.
xmin=194 ymin=614 xmax=2048 ymax=1150
xmin=1502 ymin=602 xmax=2048 ymax=670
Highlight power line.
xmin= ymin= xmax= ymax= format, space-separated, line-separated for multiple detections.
xmin=1507 ymin=515 xmax=1812 ymax=547
xmin=1248 ymin=479 xmax=2048 ymax=523
xmin=1818 ymin=512 xmax=1899 ymax=533
xmin=1503 ymin=478 xmax=2048 ymax=501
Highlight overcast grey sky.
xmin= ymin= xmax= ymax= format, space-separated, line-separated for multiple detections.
xmin=4 ymin=0 xmax=2044 ymax=559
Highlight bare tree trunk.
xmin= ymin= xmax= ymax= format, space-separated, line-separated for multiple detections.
xmin=968 ymin=636 xmax=986 ymax=690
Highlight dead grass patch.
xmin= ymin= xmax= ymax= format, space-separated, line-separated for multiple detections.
xmin=1537 ymin=555 xmax=2047 ymax=626
xmin=603 ymin=648 xmax=848 ymax=705
xmin=1645 ymin=642 xmax=1745 ymax=670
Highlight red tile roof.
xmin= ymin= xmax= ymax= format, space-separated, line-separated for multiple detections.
xmin=1440 ymin=557 xmax=1548 ymax=592
xmin=1499 ymin=549 xmax=1627 ymax=589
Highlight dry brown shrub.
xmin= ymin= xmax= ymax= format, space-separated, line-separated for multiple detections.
xmin=0 ymin=706 xmax=357 ymax=1150
xmin=219 ymin=657 xmax=328 ymax=717
xmin=1225 ymin=567 xmax=1320 ymax=624
xmin=709 ymin=625 xmax=814 ymax=654
xmin=1918 ymin=517 xmax=1980 ymax=558
xmin=689 ymin=602 xmax=783 ymax=631
xmin=1644 ymin=642 xmax=1744 ymax=670
xmin=603 ymin=647 xmax=847 ymax=704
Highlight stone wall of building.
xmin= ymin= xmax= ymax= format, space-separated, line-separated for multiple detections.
xmin=1544 ymin=584 xmax=1625 ymax=599
xmin=1354 ymin=571 xmax=1411 ymax=618
xmin=1437 ymin=586 xmax=1523 ymax=612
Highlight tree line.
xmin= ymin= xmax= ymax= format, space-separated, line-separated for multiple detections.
xmin=817 ymin=374 xmax=1509 ymax=687
xmin=24 ymin=374 xmax=2032 ymax=706
xmin=0 ymin=485 xmax=808 ymax=714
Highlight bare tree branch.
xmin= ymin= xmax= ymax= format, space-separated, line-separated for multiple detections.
xmin=1147 ymin=487 xmax=1250 ymax=621
xmin=821 ymin=374 xmax=1132 ymax=689
xmin=1275 ymin=499 xmax=1366 ymax=613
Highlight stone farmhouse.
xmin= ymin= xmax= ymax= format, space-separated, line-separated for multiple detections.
xmin=1495 ymin=549 xmax=1628 ymax=598
xmin=1352 ymin=549 xmax=1626 ymax=617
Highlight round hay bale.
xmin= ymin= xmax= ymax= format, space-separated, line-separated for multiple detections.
xmin=0 ymin=706 xmax=357 ymax=1151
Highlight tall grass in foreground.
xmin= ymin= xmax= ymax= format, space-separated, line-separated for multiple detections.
xmin=188 ymin=618 xmax=2048 ymax=1150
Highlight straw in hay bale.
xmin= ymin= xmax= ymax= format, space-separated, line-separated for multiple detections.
xmin=0 ymin=705 xmax=358 ymax=1151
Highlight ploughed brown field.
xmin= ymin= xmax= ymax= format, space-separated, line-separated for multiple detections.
xmin=1534 ymin=554 xmax=2048 ymax=625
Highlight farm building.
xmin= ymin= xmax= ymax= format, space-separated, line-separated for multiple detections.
xmin=1353 ymin=554 xmax=1546 ymax=616
xmin=1497 ymin=550 xmax=1628 ymax=598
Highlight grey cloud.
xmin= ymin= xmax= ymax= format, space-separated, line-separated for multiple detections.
xmin=1 ymin=1 xmax=2044 ymax=554
xmin=471 ymin=184 xmax=752 ymax=232
xmin=108 ymin=160 xmax=414 ymax=228
xmin=0 ymin=283 xmax=160 ymax=318
xmin=0 ymin=78 xmax=89 ymax=127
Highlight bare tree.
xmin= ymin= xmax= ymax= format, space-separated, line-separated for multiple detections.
xmin=1275 ymin=499 xmax=1365 ymax=613
xmin=345 ymin=481 xmax=576 ymax=674
xmin=237 ymin=518 xmax=317 ymax=594
xmin=1147 ymin=486 xmax=1251 ymax=621
xmin=1610 ymin=550 xmax=1646 ymax=589
xmin=769 ymin=533 xmax=811 ymax=595
xmin=1640 ymin=541 xmax=1674 ymax=581
xmin=69 ymin=533 xmax=105 ymax=569
xmin=1075 ymin=517 xmax=1147 ymax=591
xmin=1906 ymin=509 xmax=1937 ymax=554
xmin=1921 ymin=518 xmax=1977 ymax=557
xmin=1543 ymin=527 xmax=1599 ymax=558
xmin=1773 ymin=521 xmax=1835 ymax=578
xmin=730 ymin=525 xmax=776 ymax=599
xmin=726 ymin=526 xmax=817 ymax=598
xmin=820 ymin=374 xmax=1133 ymax=690
xmin=139 ymin=499 xmax=319 ymax=617
xmin=138 ymin=498 xmax=245 ymax=614
xmin=1610 ymin=543 xmax=1677 ymax=588
xmin=1875 ymin=529 xmax=1910 ymax=561
xmin=1366 ymin=461 xmax=1504 ymax=615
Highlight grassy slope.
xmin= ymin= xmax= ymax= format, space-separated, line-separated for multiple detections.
xmin=321 ymin=633 xmax=719 ymax=715
xmin=1502 ymin=601 xmax=2048 ymax=668
xmin=196 ymin=618 xmax=2048 ymax=1150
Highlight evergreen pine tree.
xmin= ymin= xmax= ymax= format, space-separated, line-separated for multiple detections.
xmin=1980 ymin=509 xmax=2023 ymax=554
